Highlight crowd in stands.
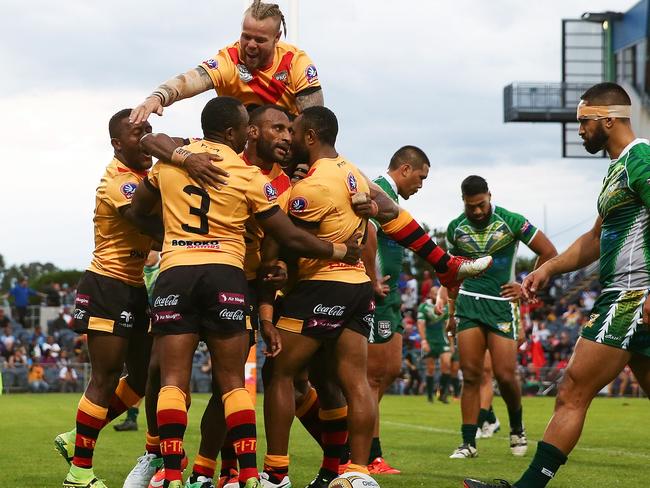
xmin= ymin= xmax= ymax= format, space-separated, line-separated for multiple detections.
xmin=0 ymin=273 xmax=643 ymax=397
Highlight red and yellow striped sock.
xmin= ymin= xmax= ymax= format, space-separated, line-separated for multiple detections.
xmin=157 ymin=386 xmax=187 ymax=483
xmin=105 ymin=377 xmax=142 ymax=425
xmin=380 ymin=209 xmax=450 ymax=272
xmin=72 ymin=395 xmax=108 ymax=469
xmin=192 ymin=453 xmax=216 ymax=479
xmin=295 ymin=387 xmax=323 ymax=447
xmin=219 ymin=438 xmax=238 ymax=477
xmin=319 ymin=406 xmax=348 ymax=477
xmin=263 ymin=454 xmax=289 ymax=483
xmin=145 ymin=432 xmax=160 ymax=456
xmin=223 ymin=388 xmax=258 ymax=483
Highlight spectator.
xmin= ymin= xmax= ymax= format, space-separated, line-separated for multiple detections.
xmin=45 ymin=282 xmax=63 ymax=307
xmin=28 ymin=357 xmax=49 ymax=392
xmin=401 ymin=272 xmax=418 ymax=315
xmin=41 ymin=335 xmax=61 ymax=358
xmin=41 ymin=348 xmax=57 ymax=365
xmin=59 ymin=363 xmax=79 ymax=392
xmin=419 ymin=270 xmax=434 ymax=302
xmin=1 ymin=324 xmax=15 ymax=349
xmin=49 ymin=308 xmax=72 ymax=337
xmin=0 ymin=308 xmax=10 ymax=329
xmin=5 ymin=277 xmax=43 ymax=326
xmin=403 ymin=352 xmax=422 ymax=395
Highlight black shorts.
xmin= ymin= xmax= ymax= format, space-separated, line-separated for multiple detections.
xmin=73 ymin=270 xmax=149 ymax=338
xmin=151 ymin=264 xmax=249 ymax=336
xmin=275 ymin=280 xmax=374 ymax=339
xmin=247 ymin=279 xmax=258 ymax=347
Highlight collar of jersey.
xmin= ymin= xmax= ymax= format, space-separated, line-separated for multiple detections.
xmin=383 ymin=171 xmax=399 ymax=197
xmin=241 ymin=151 xmax=273 ymax=175
xmin=113 ymin=157 xmax=148 ymax=178
xmin=610 ymin=138 xmax=649 ymax=164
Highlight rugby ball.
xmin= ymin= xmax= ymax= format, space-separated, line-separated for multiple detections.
xmin=328 ymin=472 xmax=380 ymax=488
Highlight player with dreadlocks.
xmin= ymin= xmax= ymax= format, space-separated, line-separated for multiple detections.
xmin=130 ymin=0 xmax=323 ymax=123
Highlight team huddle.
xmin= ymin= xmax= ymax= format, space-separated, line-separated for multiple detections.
xmin=52 ymin=2 xmax=650 ymax=488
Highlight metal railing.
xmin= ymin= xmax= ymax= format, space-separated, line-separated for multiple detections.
xmin=504 ymin=82 xmax=595 ymax=122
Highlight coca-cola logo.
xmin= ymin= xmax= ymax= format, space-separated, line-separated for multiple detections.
xmin=313 ymin=304 xmax=346 ymax=317
xmin=154 ymin=294 xmax=180 ymax=307
xmin=75 ymin=294 xmax=90 ymax=306
xmin=218 ymin=292 xmax=245 ymax=305
xmin=219 ymin=309 xmax=245 ymax=321
xmin=155 ymin=311 xmax=182 ymax=323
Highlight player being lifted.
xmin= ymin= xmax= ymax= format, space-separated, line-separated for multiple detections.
xmin=130 ymin=0 xmax=322 ymax=125
xmin=464 ymin=83 xmax=650 ymax=488
xmin=446 ymin=176 xmax=556 ymax=460
xmin=130 ymin=97 xmax=362 ymax=488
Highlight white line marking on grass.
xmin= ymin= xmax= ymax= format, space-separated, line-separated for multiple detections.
xmin=382 ymin=421 xmax=650 ymax=460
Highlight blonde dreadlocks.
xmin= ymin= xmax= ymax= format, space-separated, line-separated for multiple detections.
xmin=245 ymin=0 xmax=287 ymax=37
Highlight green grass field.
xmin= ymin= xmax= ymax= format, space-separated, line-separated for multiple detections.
xmin=1 ymin=393 xmax=648 ymax=487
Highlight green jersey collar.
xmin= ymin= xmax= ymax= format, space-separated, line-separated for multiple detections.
xmin=610 ymin=138 xmax=649 ymax=164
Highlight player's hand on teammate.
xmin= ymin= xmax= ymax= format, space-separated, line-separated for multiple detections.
xmin=446 ymin=315 xmax=457 ymax=337
xmin=373 ymin=275 xmax=391 ymax=298
xmin=130 ymin=96 xmax=164 ymax=125
xmin=522 ymin=267 xmax=551 ymax=301
xmin=185 ymin=152 xmax=228 ymax=189
xmin=261 ymin=262 xmax=288 ymax=290
xmin=341 ymin=232 xmax=363 ymax=264
xmin=260 ymin=319 xmax=282 ymax=357
xmin=500 ymin=282 xmax=523 ymax=301
xmin=351 ymin=192 xmax=378 ymax=219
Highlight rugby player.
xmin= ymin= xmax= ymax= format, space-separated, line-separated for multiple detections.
xmin=417 ymin=286 xmax=452 ymax=404
xmin=446 ymin=176 xmax=556 ymax=460
xmin=129 ymin=97 xmax=361 ymax=488
xmin=130 ymin=0 xmax=322 ymax=125
xmin=464 ymin=82 xmax=650 ymax=487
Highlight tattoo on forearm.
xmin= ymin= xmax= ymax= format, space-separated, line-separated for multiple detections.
xmin=296 ymin=89 xmax=324 ymax=111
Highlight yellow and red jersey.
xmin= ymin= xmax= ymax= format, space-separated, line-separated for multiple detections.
xmin=242 ymin=156 xmax=292 ymax=280
xmin=288 ymin=155 xmax=369 ymax=284
xmin=200 ymin=41 xmax=320 ymax=115
xmin=88 ymin=158 xmax=152 ymax=286
xmin=144 ymin=140 xmax=280 ymax=273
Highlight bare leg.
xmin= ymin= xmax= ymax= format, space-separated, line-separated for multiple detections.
xmin=458 ymin=327 xmax=488 ymax=426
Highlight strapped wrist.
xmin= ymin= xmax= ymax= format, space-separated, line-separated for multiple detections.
xmin=171 ymin=146 xmax=193 ymax=166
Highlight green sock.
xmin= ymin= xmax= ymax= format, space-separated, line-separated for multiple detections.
xmin=461 ymin=424 xmax=478 ymax=447
xmin=425 ymin=376 xmax=434 ymax=399
xmin=439 ymin=374 xmax=451 ymax=396
xmin=487 ymin=405 xmax=497 ymax=424
xmin=126 ymin=406 xmax=139 ymax=422
xmin=368 ymin=437 xmax=382 ymax=463
xmin=514 ymin=441 xmax=567 ymax=488
xmin=508 ymin=405 xmax=523 ymax=433
xmin=478 ymin=408 xmax=489 ymax=426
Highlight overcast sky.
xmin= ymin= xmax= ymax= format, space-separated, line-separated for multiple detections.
xmin=1 ymin=0 xmax=639 ymax=270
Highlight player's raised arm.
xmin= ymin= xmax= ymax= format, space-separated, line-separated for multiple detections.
xmin=130 ymin=67 xmax=214 ymax=124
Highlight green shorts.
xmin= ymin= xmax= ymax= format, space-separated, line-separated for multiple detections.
xmin=455 ymin=292 xmax=519 ymax=341
xmin=581 ymin=289 xmax=650 ymax=357
xmin=425 ymin=341 xmax=451 ymax=358
xmin=369 ymin=301 xmax=402 ymax=344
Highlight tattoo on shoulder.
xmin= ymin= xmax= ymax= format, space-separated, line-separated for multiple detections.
xmin=197 ymin=66 xmax=214 ymax=89
xmin=296 ymin=89 xmax=324 ymax=111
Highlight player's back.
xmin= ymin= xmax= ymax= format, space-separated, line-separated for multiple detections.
xmin=147 ymin=139 xmax=279 ymax=272
xmin=288 ymin=155 xmax=369 ymax=283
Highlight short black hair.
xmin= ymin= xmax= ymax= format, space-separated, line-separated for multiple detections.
xmin=201 ymin=97 xmax=246 ymax=136
xmin=109 ymin=108 xmax=132 ymax=138
xmin=249 ymin=104 xmax=289 ymax=126
xmin=461 ymin=175 xmax=489 ymax=196
xmin=388 ymin=145 xmax=430 ymax=170
xmin=301 ymin=106 xmax=338 ymax=146
xmin=581 ymin=82 xmax=631 ymax=106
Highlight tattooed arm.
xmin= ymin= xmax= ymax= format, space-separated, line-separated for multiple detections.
xmin=295 ymin=87 xmax=324 ymax=112
xmin=130 ymin=67 xmax=214 ymax=124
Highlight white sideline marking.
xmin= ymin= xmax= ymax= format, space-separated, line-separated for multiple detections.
xmin=382 ymin=421 xmax=650 ymax=460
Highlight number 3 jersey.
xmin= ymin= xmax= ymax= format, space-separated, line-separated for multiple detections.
xmin=144 ymin=139 xmax=280 ymax=272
